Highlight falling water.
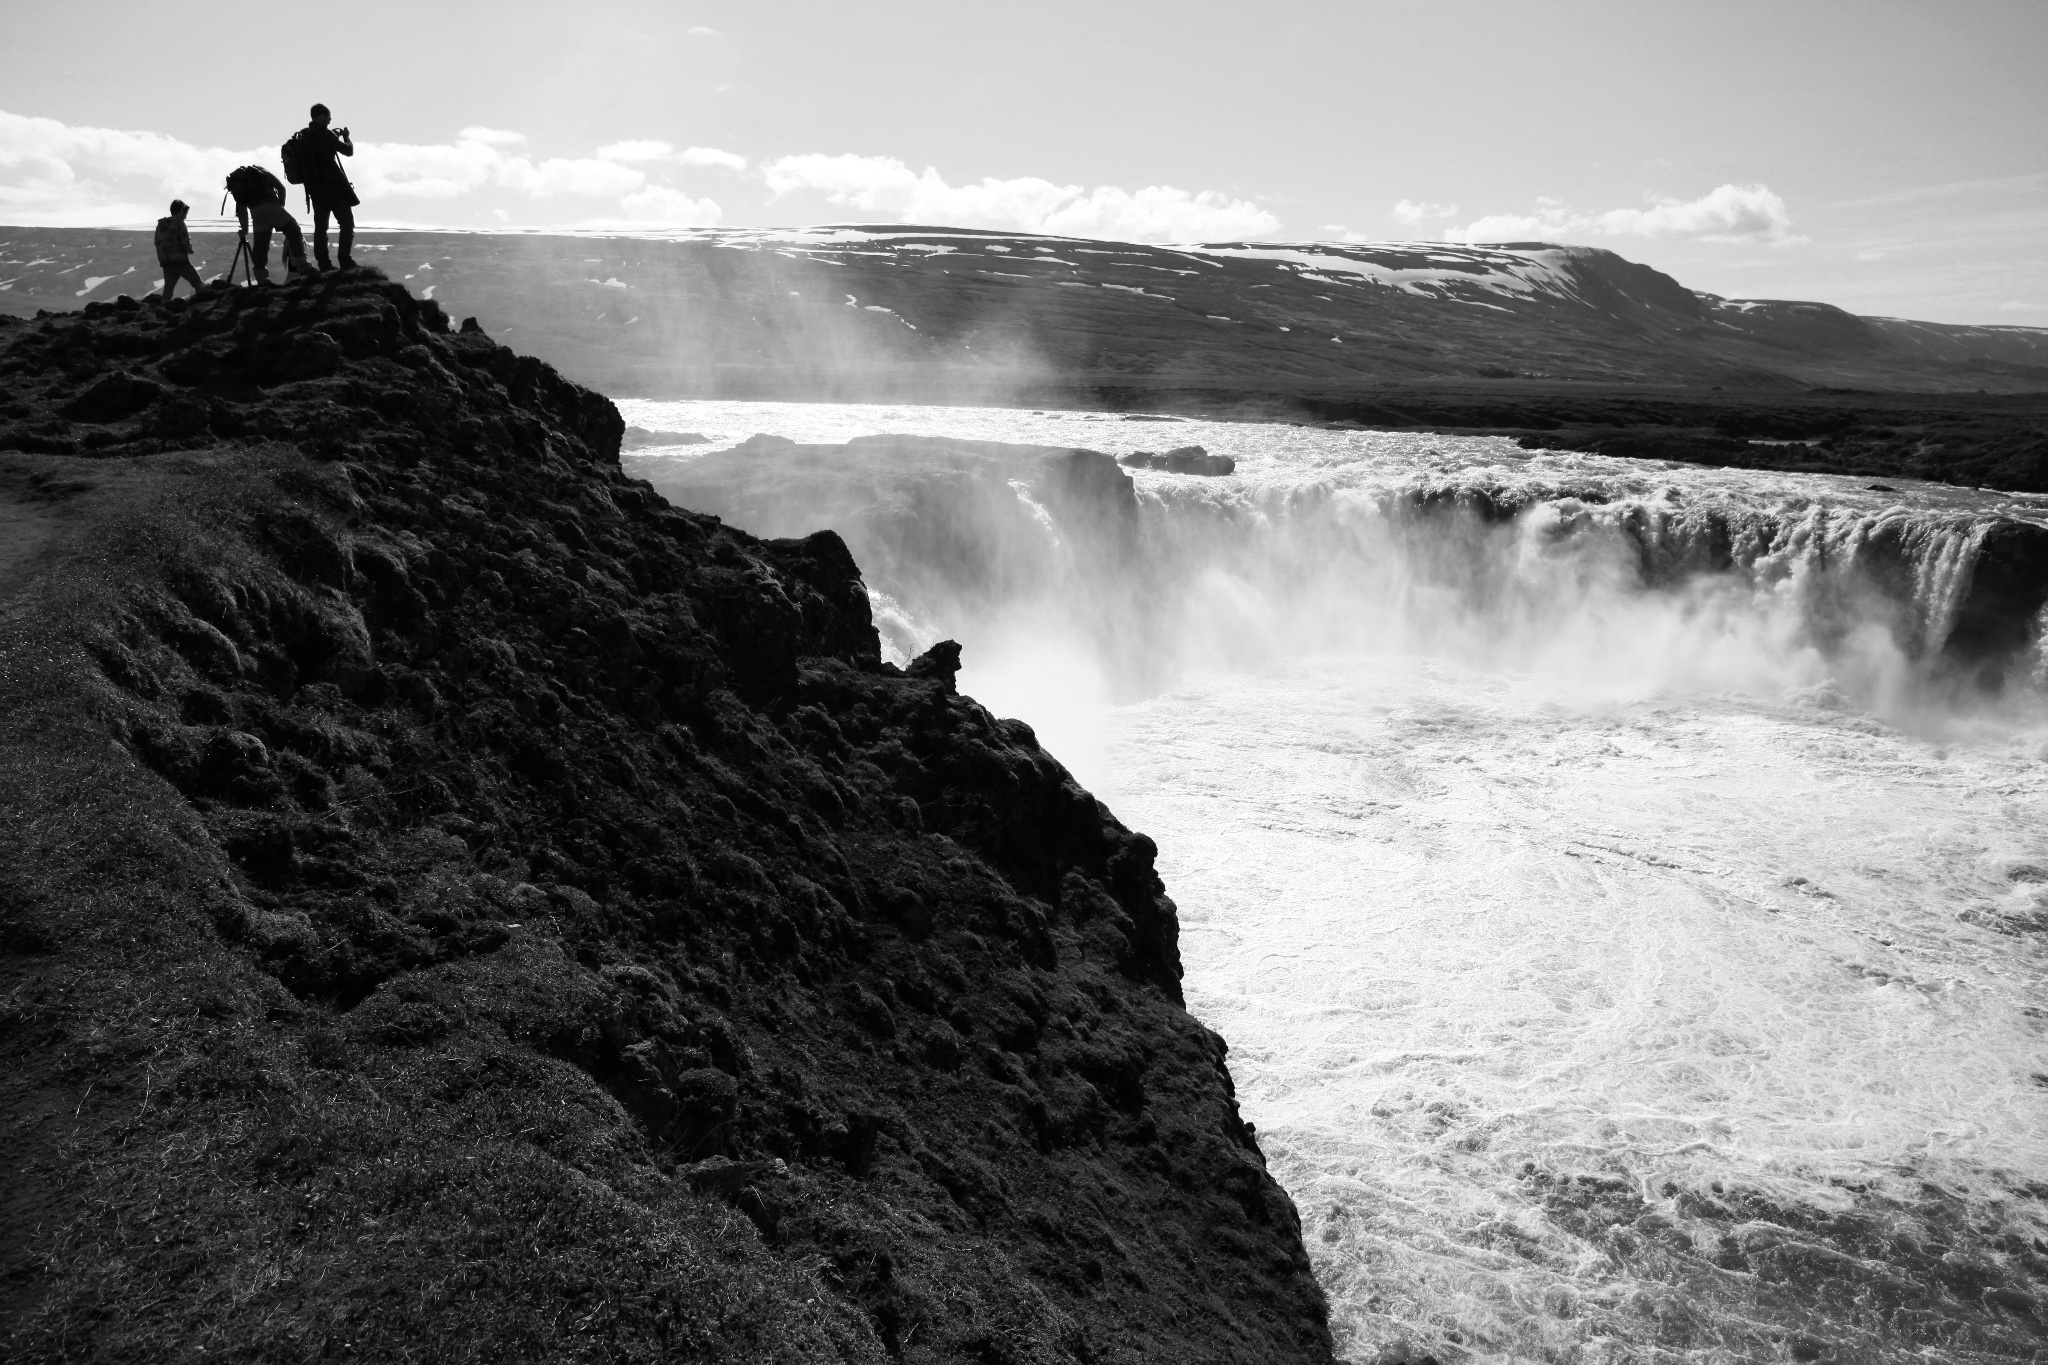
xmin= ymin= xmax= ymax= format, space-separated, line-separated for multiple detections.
xmin=624 ymin=400 xmax=2048 ymax=1364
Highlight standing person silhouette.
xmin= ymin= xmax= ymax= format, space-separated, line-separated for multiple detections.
xmin=224 ymin=164 xmax=310 ymax=285
xmin=154 ymin=200 xmax=204 ymax=301
xmin=294 ymin=104 xmax=359 ymax=272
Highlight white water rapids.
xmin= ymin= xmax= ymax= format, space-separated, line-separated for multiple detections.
xmin=621 ymin=400 xmax=2048 ymax=1364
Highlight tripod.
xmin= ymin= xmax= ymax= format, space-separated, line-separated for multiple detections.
xmin=221 ymin=230 xmax=257 ymax=287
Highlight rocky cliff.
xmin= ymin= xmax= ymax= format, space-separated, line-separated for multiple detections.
xmin=0 ymin=271 xmax=1331 ymax=1362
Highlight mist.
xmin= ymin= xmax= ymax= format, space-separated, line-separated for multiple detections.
xmin=626 ymin=410 xmax=2048 ymax=786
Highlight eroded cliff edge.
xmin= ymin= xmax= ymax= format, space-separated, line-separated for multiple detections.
xmin=0 ymin=273 xmax=1332 ymax=1363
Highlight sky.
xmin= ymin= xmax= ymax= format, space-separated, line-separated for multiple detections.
xmin=1 ymin=0 xmax=2043 ymax=325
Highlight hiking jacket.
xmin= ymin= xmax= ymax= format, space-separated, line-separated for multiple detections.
xmin=154 ymin=216 xmax=193 ymax=261
xmin=298 ymin=125 xmax=360 ymax=207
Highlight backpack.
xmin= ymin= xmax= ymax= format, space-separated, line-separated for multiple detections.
xmin=224 ymin=165 xmax=278 ymax=205
xmin=281 ymin=129 xmax=311 ymax=185
xmin=153 ymin=216 xmax=184 ymax=258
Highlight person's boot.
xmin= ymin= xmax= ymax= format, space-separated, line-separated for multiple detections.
xmin=337 ymin=254 xmax=357 ymax=270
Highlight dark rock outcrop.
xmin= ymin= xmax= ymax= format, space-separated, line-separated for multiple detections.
xmin=0 ymin=271 xmax=1331 ymax=1361
xmin=618 ymin=433 xmax=1159 ymax=690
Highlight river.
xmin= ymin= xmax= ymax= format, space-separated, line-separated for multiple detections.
xmin=621 ymin=398 xmax=2048 ymax=1364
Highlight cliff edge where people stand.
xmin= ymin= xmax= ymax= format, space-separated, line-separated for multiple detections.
xmin=0 ymin=271 xmax=1332 ymax=1363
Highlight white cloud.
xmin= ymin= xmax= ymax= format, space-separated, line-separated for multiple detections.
xmin=525 ymin=157 xmax=646 ymax=197
xmin=0 ymin=108 xmax=725 ymax=227
xmin=1046 ymin=185 xmax=1277 ymax=242
xmin=1998 ymin=301 xmax=2044 ymax=313
xmin=596 ymin=139 xmax=676 ymax=163
xmin=598 ymin=140 xmax=745 ymax=171
xmin=677 ymin=146 xmax=746 ymax=171
xmin=760 ymin=153 xmax=1279 ymax=242
xmin=1392 ymin=199 xmax=1457 ymax=225
xmin=1445 ymin=183 xmax=1802 ymax=246
xmin=0 ymin=107 xmax=268 ymax=222
xmin=360 ymin=127 xmax=645 ymax=199
xmin=616 ymin=185 xmax=723 ymax=225
xmin=688 ymin=25 xmax=717 ymax=36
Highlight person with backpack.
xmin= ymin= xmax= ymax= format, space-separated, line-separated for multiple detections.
xmin=154 ymin=199 xmax=204 ymax=301
xmin=285 ymin=104 xmax=358 ymax=272
xmin=224 ymin=163 xmax=310 ymax=285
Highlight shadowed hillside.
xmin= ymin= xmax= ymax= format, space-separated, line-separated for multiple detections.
xmin=4 ymin=225 xmax=2045 ymax=401
xmin=0 ymin=271 xmax=1331 ymax=1363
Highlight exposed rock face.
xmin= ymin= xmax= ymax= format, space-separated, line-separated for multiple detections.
xmin=0 ymin=273 xmax=1331 ymax=1362
xmin=618 ymin=434 xmax=1156 ymax=686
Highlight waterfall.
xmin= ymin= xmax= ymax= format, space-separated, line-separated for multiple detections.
xmin=624 ymin=400 xmax=2048 ymax=1365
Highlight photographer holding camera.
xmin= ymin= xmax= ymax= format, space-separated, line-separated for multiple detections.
xmin=288 ymin=103 xmax=359 ymax=272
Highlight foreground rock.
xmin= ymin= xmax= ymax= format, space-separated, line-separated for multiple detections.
xmin=0 ymin=272 xmax=1331 ymax=1362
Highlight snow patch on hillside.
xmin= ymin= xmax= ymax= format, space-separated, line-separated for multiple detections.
xmin=1195 ymin=243 xmax=1584 ymax=304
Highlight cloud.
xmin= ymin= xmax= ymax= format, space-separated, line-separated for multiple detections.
xmin=1445 ymin=184 xmax=1802 ymax=246
xmin=616 ymin=185 xmax=722 ymax=225
xmin=597 ymin=140 xmax=747 ymax=172
xmin=1392 ymin=199 xmax=1457 ymax=226
xmin=677 ymin=146 xmax=747 ymax=171
xmin=596 ymin=139 xmax=676 ymax=164
xmin=688 ymin=25 xmax=717 ymax=36
xmin=0 ymin=107 xmax=268 ymax=222
xmin=1998 ymin=301 xmax=2044 ymax=314
xmin=0 ymin=109 xmax=729 ymax=227
xmin=359 ymin=127 xmax=645 ymax=199
xmin=760 ymin=153 xmax=1279 ymax=242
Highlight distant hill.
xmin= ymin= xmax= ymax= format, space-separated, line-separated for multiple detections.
xmin=4 ymin=224 xmax=2045 ymax=399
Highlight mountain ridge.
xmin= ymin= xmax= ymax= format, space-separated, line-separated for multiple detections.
xmin=4 ymin=225 xmax=2044 ymax=400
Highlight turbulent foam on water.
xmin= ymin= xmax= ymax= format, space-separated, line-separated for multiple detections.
xmin=1113 ymin=661 xmax=2048 ymax=1361
xmin=624 ymin=399 xmax=2048 ymax=1362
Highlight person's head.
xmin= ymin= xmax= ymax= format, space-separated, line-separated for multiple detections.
xmin=310 ymin=103 xmax=331 ymax=128
xmin=170 ymin=199 xmax=189 ymax=219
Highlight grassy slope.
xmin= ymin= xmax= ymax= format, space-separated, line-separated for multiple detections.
xmin=0 ymin=448 xmax=878 ymax=1362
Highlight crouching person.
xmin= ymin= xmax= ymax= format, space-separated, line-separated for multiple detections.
xmin=155 ymin=199 xmax=204 ymax=301
xmin=224 ymin=164 xmax=310 ymax=285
